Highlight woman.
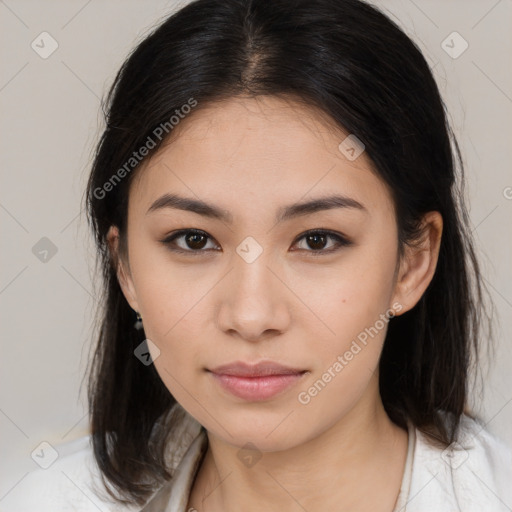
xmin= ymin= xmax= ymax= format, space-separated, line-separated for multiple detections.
xmin=6 ymin=0 xmax=511 ymax=511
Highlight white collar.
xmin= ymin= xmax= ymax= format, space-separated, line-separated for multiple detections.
xmin=141 ymin=406 xmax=512 ymax=511
xmin=142 ymin=406 xmax=416 ymax=512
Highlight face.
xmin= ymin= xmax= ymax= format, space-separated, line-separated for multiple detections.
xmin=110 ymin=95 xmax=436 ymax=452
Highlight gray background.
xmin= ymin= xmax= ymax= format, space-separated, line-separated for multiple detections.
xmin=1 ymin=0 xmax=511 ymax=501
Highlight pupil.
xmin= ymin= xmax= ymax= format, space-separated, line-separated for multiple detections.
xmin=187 ymin=233 xmax=206 ymax=249
xmin=308 ymin=234 xmax=326 ymax=250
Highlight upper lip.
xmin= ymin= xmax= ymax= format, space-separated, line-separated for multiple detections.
xmin=208 ymin=360 xmax=306 ymax=377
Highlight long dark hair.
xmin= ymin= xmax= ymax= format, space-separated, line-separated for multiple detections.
xmin=84 ymin=0 xmax=492 ymax=506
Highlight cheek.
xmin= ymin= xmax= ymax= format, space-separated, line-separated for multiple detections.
xmin=127 ymin=234 xmax=212 ymax=339
xmin=294 ymin=244 xmax=397 ymax=339
xmin=291 ymin=241 xmax=398 ymax=386
xmin=131 ymin=268 xmax=216 ymax=398
xmin=140 ymin=295 xmax=204 ymax=411
xmin=294 ymin=270 xmax=397 ymax=417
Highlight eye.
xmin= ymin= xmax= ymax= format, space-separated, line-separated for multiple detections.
xmin=291 ymin=229 xmax=352 ymax=255
xmin=160 ymin=228 xmax=351 ymax=255
xmin=160 ymin=229 xmax=220 ymax=254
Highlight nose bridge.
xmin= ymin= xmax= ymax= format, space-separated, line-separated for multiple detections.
xmin=232 ymin=242 xmax=280 ymax=309
xmin=216 ymin=241 xmax=289 ymax=340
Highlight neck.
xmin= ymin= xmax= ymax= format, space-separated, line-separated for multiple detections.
xmin=188 ymin=383 xmax=408 ymax=512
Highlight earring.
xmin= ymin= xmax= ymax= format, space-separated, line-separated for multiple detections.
xmin=134 ymin=311 xmax=143 ymax=330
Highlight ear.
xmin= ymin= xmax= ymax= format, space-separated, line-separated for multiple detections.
xmin=106 ymin=225 xmax=140 ymax=313
xmin=391 ymin=211 xmax=443 ymax=315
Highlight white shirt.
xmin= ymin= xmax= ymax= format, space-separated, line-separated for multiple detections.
xmin=3 ymin=404 xmax=511 ymax=511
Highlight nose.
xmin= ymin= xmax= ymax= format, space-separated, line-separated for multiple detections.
xmin=215 ymin=252 xmax=291 ymax=343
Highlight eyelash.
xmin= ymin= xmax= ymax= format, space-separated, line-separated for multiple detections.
xmin=159 ymin=228 xmax=352 ymax=256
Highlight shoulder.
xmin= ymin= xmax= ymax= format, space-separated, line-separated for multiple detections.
xmin=1 ymin=435 xmax=140 ymax=512
xmin=2 ymin=404 xmax=205 ymax=512
xmin=407 ymin=413 xmax=512 ymax=512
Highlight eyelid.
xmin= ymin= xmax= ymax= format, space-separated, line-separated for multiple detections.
xmin=290 ymin=229 xmax=352 ymax=255
xmin=160 ymin=228 xmax=220 ymax=255
xmin=159 ymin=228 xmax=352 ymax=255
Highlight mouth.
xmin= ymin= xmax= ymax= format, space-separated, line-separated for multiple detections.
xmin=207 ymin=361 xmax=308 ymax=401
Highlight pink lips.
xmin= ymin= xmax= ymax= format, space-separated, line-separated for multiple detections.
xmin=208 ymin=361 xmax=307 ymax=401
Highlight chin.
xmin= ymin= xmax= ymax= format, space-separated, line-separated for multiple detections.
xmin=204 ymin=407 xmax=308 ymax=452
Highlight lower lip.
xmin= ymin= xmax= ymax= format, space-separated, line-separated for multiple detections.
xmin=209 ymin=372 xmax=305 ymax=401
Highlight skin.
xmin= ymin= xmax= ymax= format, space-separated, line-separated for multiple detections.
xmin=108 ymin=95 xmax=443 ymax=512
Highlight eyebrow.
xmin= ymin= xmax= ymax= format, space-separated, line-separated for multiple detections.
xmin=146 ymin=193 xmax=366 ymax=223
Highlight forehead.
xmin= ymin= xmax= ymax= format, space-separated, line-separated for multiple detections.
xmin=163 ymin=95 xmax=353 ymax=162
xmin=129 ymin=95 xmax=393 ymax=219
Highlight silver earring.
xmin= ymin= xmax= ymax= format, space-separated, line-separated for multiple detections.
xmin=134 ymin=311 xmax=143 ymax=330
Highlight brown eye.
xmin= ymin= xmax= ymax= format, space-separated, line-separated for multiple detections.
xmin=305 ymin=233 xmax=328 ymax=250
xmin=161 ymin=228 xmax=351 ymax=256
xmin=292 ymin=230 xmax=352 ymax=255
xmin=184 ymin=232 xmax=208 ymax=250
xmin=161 ymin=229 xmax=219 ymax=253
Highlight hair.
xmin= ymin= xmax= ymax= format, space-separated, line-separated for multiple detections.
xmin=84 ymin=0 xmax=492 ymax=506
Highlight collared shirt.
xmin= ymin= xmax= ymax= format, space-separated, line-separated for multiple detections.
xmin=141 ymin=415 xmax=416 ymax=512
xmin=3 ymin=403 xmax=512 ymax=511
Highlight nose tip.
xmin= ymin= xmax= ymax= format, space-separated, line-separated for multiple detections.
xmin=216 ymin=258 xmax=291 ymax=342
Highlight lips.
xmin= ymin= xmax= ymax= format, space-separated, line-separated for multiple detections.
xmin=209 ymin=360 xmax=306 ymax=377
xmin=207 ymin=361 xmax=307 ymax=401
